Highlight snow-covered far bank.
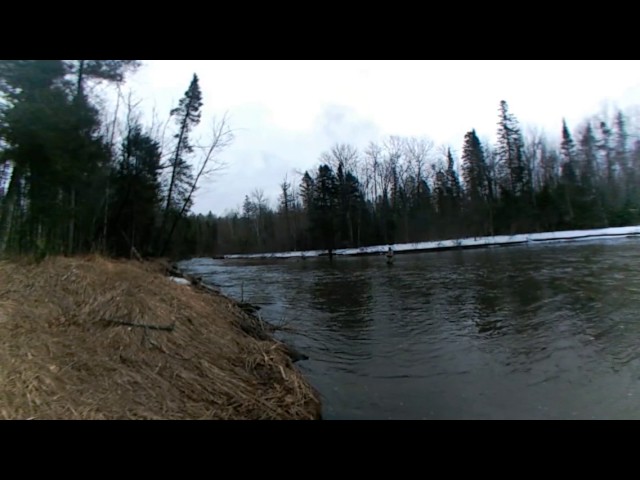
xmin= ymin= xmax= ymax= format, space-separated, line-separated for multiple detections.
xmin=222 ymin=225 xmax=640 ymax=260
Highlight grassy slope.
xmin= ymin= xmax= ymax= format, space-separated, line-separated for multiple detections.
xmin=0 ymin=255 xmax=321 ymax=420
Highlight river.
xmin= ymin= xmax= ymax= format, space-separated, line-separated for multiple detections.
xmin=180 ymin=238 xmax=640 ymax=419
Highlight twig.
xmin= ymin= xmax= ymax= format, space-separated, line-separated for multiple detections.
xmin=270 ymin=324 xmax=298 ymax=333
xmin=269 ymin=315 xmax=297 ymax=333
xmin=106 ymin=319 xmax=175 ymax=331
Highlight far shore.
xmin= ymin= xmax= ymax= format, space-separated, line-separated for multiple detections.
xmin=220 ymin=225 xmax=640 ymax=260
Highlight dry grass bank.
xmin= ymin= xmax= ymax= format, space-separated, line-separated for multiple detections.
xmin=0 ymin=255 xmax=321 ymax=419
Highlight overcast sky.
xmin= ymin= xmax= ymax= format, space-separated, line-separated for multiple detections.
xmin=125 ymin=60 xmax=640 ymax=215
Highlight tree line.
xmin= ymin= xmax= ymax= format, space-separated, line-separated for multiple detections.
xmin=2 ymin=61 xmax=639 ymax=260
xmin=0 ymin=60 xmax=231 ymax=260
xmin=184 ymin=100 xmax=640 ymax=256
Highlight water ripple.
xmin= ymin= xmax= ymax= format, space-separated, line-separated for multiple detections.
xmin=180 ymin=239 xmax=640 ymax=419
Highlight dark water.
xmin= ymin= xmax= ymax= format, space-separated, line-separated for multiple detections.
xmin=180 ymin=238 xmax=640 ymax=419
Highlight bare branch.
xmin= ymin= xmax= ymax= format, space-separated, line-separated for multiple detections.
xmin=196 ymin=112 xmax=234 ymax=180
xmin=106 ymin=319 xmax=176 ymax=332
xmin=160 ymin=112 xmax=234 ymax=252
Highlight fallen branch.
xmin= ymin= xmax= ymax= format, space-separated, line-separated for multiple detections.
xmin=106 ymin=319 xmax=176 ymax=332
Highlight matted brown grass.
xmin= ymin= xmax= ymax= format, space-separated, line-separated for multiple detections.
xmin=0 ymin=255 xmax=321 ymax=419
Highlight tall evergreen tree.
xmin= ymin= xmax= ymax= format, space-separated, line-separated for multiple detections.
xmin=0 ymin=61 xmax=69 ymax=252
xmin=159 ymin=74 xmax=202 ymax=254
xmin=312 ymin=164 xmax=339 ymax=254
xmin=279 ymin=175 xmax=296 ymax=250
xmin=560 ymin=118 xmax=578 ymax=222
xmin=461 ymin=130 xmax=486 ymax=201
xmin=65 ymin=60 xmax=141 ymax=253
xmin=614 ymin=111 xmax=632 ymax=210
xmin=578 ymin=122 xmax=607 ymax=226
xmin=445 ymin=148 xmax=462 ymax=205
xmin=108 ymin=123 xmax=162 ymax=256
xmin=461 ymin=130 xmax=490 ymax=235
xmin=496 ymin=100 xmax=527 ymax=197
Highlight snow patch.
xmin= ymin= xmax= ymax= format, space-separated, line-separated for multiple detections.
xmin=221 ymin=226 xmax=640 ymax=260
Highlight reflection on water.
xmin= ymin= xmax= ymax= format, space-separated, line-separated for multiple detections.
xmin=181 ymin=238 xmax=640 ymax=419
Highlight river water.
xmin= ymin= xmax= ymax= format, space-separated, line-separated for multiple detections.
xmin=179 ymin=238 xmax=640 ymax=419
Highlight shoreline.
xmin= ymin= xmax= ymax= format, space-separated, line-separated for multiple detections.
xmin=221 ymin=225 xmax=640 ymax=260
xmin=0 ymin=255 xmax=322 ymax=419
xmin=165 ymin=261 xmax=310 ymax=363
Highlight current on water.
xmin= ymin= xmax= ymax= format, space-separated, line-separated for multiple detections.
xmin=180 ymin=238 xmax=640 ymax=419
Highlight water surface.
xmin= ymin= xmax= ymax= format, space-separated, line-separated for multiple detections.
xmin=180 ymin=238 xmax=640 ymax=419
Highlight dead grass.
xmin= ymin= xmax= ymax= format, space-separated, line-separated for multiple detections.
xmin=0 ymin=255 xmax=321 ymax=419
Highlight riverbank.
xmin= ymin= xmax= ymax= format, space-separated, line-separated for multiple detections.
xmin=0 ymin=255 xmax=322 ymax=419
xmin=222 ymin=225 xmax=640 ymax=259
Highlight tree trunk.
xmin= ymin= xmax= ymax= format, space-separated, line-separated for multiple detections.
xmin=76 ymin=60 xmax=85 ymax=98
xmin=347 ymin=211 xmax=354 ymax=246
xmin=487 ymin=201 xmax=495 ymax=236
xmin=102 ymin=180 xmax=109 ymax=253
xmin=0 ymin=167 xmax=20 ymax=253
xmin=565 ymin=187 xmax=574 ymax=222
xmin=68 ymin=188 xmax=75 ymax=255
xmin=160 ymin=116 xmax=190 ymax=249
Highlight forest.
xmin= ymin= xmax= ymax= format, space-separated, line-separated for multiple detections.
xmin=188 ymin=103 xmax=640 ymax=257
xmin=1 ymin=60 xmax=639 ymax=259
xmin=0 ymin=60 xmax=231 ymax=259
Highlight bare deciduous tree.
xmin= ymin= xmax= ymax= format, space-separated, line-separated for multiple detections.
xmin=161 ymin=114 xmax=234 ymax=255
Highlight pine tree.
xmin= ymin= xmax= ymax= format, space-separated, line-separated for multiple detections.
xmin=614 ymin=111 xmax=629 ymax=175
xmin=312 ymin=164 xmax=339 ymax=253
xmin=0 ymin=61 xmax=66 ymax=252
xmin=159 ymin=74 xmax=202 ymax=254
xmin=109 ymin=123 xmax=162 ymax=256
xmin=0 ymin=60 xmax=140 ymax=255
xmin=445 ymin=148 xmax=462 ymax=205
xmin=66 ymin=60 xmax=141 ymax=95
xmin=299 ymin=172 xmax=315 ymax=212
xmin=578 ymin=122 xmax=607 ymax=226
xmin=461 ymin=130 xmax=490 ymax=235
xmin=560 ymin=119 xmax=578 ymax=222
xmin=66 ymin=60 xmax=141 ymax=253
xmin=614 ymin=111 xmax=632 ymax=209
xmin=579 ymin=123 xmax=598 ymax=188
xmin=279 ymin=176 xmax=295 ymax=250
xmin=496 ymin=100 xmax=527 ymax=197
xmin=461 ymin=130 xmax=487 ymax=202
